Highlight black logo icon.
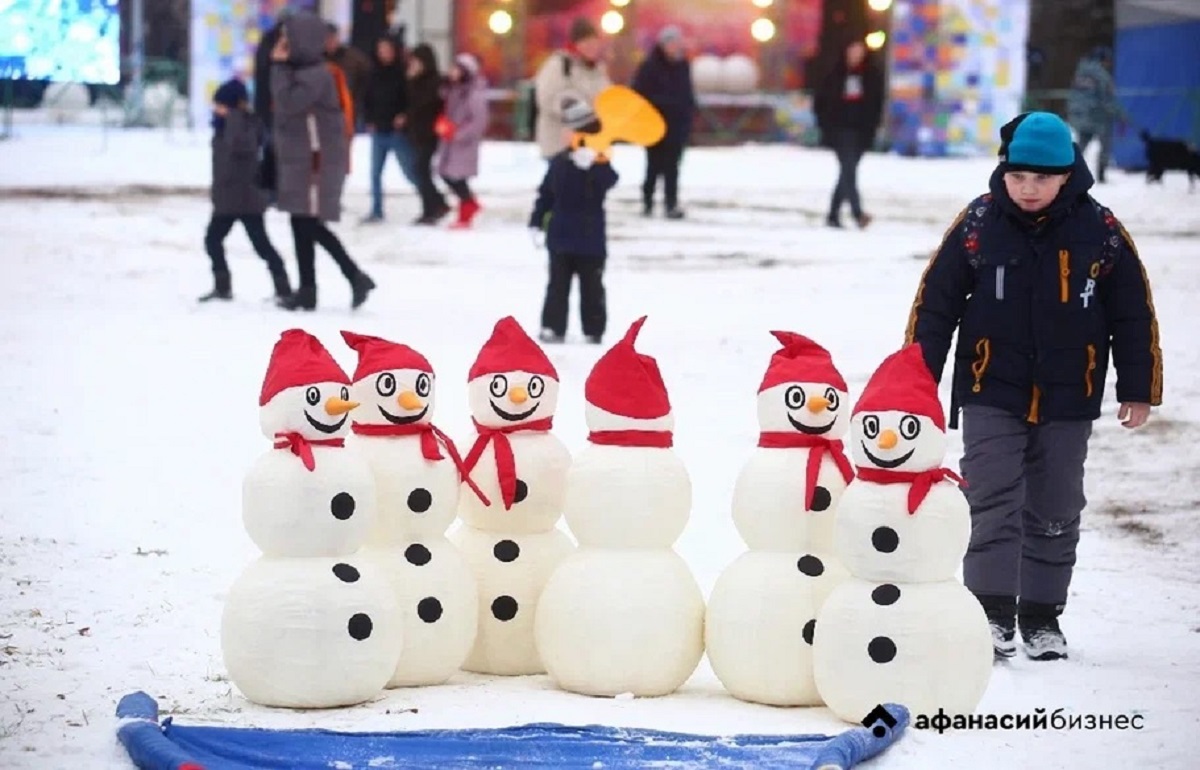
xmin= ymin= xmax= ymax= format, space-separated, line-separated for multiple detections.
xmin=861 ymin=704 xmax=898 ymax=738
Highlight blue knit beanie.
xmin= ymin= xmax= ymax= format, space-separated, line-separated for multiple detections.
xmin=998 ymin=112 xmax=1075 ymax=174
xmin=213 ymin=78 xmax=249 ymax=109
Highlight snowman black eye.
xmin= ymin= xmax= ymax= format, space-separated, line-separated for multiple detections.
xmin=900 ymin=415 xmax=921 ymax=440
xmin=862 ymin=415 xmax=880 ymax=438
xmin=784 ymin=385 xmax=805 ymax=409
xmin=305 ymin=386 xmax=320 ymax=406
xmin=528 ymin=376 xmax=545 ymax=398
xmin=825 ymin=388 xmax=840 ymax=411
xmin=376 ymin=373 xmax=396 ymax=397
xmin=416 ymin=373 xmax=432 ymax=397
xmin=489 ymin=375 xmax=508 ymax=398
xmin=340 ymin=386 xmax=350 ymax=401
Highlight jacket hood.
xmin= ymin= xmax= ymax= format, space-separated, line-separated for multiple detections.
xmin=989 ymin=144 xmax=1095 ymax=221
xmin=283 ymin=11 xmax=327 ymax=67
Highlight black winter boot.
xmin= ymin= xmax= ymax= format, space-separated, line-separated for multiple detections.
xmin=279 ymin=286 xmax=316 ymax=311
xmin=269 ymin=266 xmax=292 ymax=301
xmin=976 ymin=594 xmax=1017 ymax=660
xmin=1019 ymin=601 xmax=1068 ymax=661
xmin=350 ymin=272 xmax=376 ymax=310
xmin=198 ymin=271 xmax=232 ymax=302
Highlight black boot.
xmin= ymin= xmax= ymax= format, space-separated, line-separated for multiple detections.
xmin=269 ymin=266 xmax=292 ymax=301
xmin=198 ymin=271 xmax=232 ymax=302
xmin=350 ymin=272 xmax=376 ymax=310
xmin=1019 ymin=601 xmax=1068 ymax=661
xmin=279 ymin=286 xmax=316 ymax=311
xmin=976 ymin=594 xmax=1017 ymax=660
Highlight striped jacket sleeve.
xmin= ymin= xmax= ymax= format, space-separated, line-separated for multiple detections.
xmin=1104 ymin=219 xmax=1164 ymax=405
xmin=904 ymin=206 xmax=973 ymax=382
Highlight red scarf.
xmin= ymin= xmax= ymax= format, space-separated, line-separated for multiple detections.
xmin=462 ymin=417 xmax=555 ymax=510
xmin=854 ymin=466 xmax=966 ymax=515
xmin=757 ymin=432 xmax=854 ymax=510
xmin=273 ymin=432 xmax=345 ymax=472
xmin=351 ymin=421 xmax=488 ymax=505
xmin=588 ymin=430 xmax=673 ymax=448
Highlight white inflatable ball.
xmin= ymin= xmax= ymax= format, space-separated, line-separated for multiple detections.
xmin=352 ymin=434 xmax=461 ymax=544
xmin=365 ymin=537 xmax=478 ymax=687
xmin=731 ymin=448 xmax=849 ymax=554
xmin=450 ymin=525 xmax=574 ymax=675
xmin=221 ymin=555 xmax=401 ymax=708
xmin=242 ymin=445 xmax=377 ymax=557
xmin=706 ymin=550 xmax=848 ymax=706
xmin=720 ymin=54 xmax=759 ymax=94
xmin=691 ymin=54 xmax=723 ymax=93
xmin=535 ymin=548 xmax=704 ymax=697
xmin=563 ymin=443 xmax=691 ymax=549
xmin=813 ymin=578 xmax=993 ymax=723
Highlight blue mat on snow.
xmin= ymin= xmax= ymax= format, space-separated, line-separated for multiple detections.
xmin=116 ymin=691 xmax=908 ymax=770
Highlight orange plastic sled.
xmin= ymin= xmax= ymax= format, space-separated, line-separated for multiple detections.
xmin=571 ymin=85 xmax=667 ymax=156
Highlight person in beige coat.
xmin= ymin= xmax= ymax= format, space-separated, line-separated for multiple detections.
xmin=533 ymin=17 xmax=611 ymax=160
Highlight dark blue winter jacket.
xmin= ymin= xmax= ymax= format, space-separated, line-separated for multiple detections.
xmin=529 ymin=150 xmax=619 ymax=259
xmin=631 ymin=45 xmax=697 ymax=147
xmin=906 ymin=149 xmax=1163 ymax=427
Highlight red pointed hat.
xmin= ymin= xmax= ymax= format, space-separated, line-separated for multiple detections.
xmin=852 ymin=342 xmax=946 ymax=430
xmin=341 ymin=331 xmax=433 ymax=382
xmin=467 ymin=316 xmax=558 ymax=382
xmin=758 ymin=331 xmax=848 ymax=393
xmin=585 ymin=316 xmax=671 ymax=419
xmin=259 ymin=329 xmax=350 ymax=406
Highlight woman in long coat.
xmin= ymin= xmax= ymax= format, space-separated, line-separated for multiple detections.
xmin=270 ymin=10 xmax=375 ymax=310
xmin=437 ymin=53 xmax=490 ymax=228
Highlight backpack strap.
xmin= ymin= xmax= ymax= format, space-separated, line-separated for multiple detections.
xmin=1091 ymin=199 xmax=1123 ymax=278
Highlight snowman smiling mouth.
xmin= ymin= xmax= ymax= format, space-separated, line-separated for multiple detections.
xmin=861 ymin=442 xmax=915 ymax=469
xmin=490 ymin=401 xmax=539 ymax=422
xmin=787 ymin=414 xmax=835 ymax=435
xmin=379 ymin=405 xmax=429 ymax=425
xmin=305 ymin=411 xmax=348 ymax=434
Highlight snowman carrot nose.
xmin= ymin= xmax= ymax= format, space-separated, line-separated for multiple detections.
xmin=877 ymin=429 xmax=898 ymax=450
xmin=398 ymin=390 xmax=422 ymax=410
xmin=325 ymin=396 xmax=359 ymax=416
xmin=806 ymin=395 xmax=830 ymax=413
xmin=509 ymin=386 xmax=529 ymax=404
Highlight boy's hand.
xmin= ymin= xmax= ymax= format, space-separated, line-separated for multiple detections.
xmin=1118 ymin=402 xmax=1151 ymax=429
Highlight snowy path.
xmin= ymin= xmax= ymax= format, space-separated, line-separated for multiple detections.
xmin=1 ymin=129 xmax=1198 ymax=769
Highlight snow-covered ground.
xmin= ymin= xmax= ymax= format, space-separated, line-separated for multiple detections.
xmin=1 ymin=125 xmax=1198 ymax=769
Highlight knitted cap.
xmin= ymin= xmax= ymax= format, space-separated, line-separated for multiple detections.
xmin=561 ymin=95 xmax=598 ymax=129
xmin=213 ymin=78 xmax=249 ymax=108
xmin=999 ymin=112 xmax=1075 ymax=174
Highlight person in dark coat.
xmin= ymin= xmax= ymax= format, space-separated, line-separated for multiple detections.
xmin=253 ymin=10 xmax=291 ymax=195
xmin=404 ymin=43 xmax=450 ymax=225
xmin=813 ymin=39 xmax=884 ymax=229
xmin=324 ymin=23 xmax=373 ymax=131
xmin=529 ymin=98 xmax=618 ymax=345
xmin=631 ymin=25 xmax=696 ymax=219
xmin=905 ymin=111 xmax=1162 ymax=662
xmin=269 ymin=10 xmax=375 ymax=311
xmin=199 ymin=78 xmax=291 ymax=304
xmin=361 ymin=34 xmax=414 ymax=222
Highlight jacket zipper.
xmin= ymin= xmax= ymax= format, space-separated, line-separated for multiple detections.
xmin=1085 ymin=344 xmax=1096 ymax=397
xmin=970 ymin=338 xmax=991 ymax=393
xmin=1059 ymin=249 xmax=1070 ymax=303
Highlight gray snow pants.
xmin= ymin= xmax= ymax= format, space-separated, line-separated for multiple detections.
xmin=960 ymin=405 xmax=1093 ymax=607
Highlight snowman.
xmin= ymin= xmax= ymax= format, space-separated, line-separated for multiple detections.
xmin=813 ymin=343 xmax=992 ymax=723
xmin=449 ymin=316 xmax=573 ymax=675
xmin=535 ymin=317 xmax=704 ymax=697
xmin=222 ymin=329 xmax=401 ymax=708
xmin=342 ymin=331 xmax=479 ymax=688
xmin=706 ymin=331 xmax=854 ymax=706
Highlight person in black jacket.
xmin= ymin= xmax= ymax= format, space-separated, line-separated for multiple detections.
xmin=252 ymin=9 xmax=291 ymax=196
xmin=529 ymin=98 xmax=618 ymax=344
xmin=631 ymin=26 xmax=696 ymax=219
xmin=199 ymin=78 xmax=291 ymax=304
xmin=362 ymin=34 xmax=414 ymax=222
xmin=813 ymin=39 xmax=884 ymax=229
xmin=905 ymin=111 xmax=1163 ymax=662
xmin=404 ymin=43 xmax=450 ymax=224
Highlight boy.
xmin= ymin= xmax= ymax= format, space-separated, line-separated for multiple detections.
xmin=200 ymin=78 xmax=292 ymax=303
xmin=529 ymin=97 xmax=618 ymax=344
xmin=905 ymin=111 xmax=1162 ymax=661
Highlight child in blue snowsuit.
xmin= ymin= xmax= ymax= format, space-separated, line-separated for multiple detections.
xmin=905 ymin=112 xmax=1162 ymax=661
xmin=529 ymin=97 xmax=618 ymax=345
